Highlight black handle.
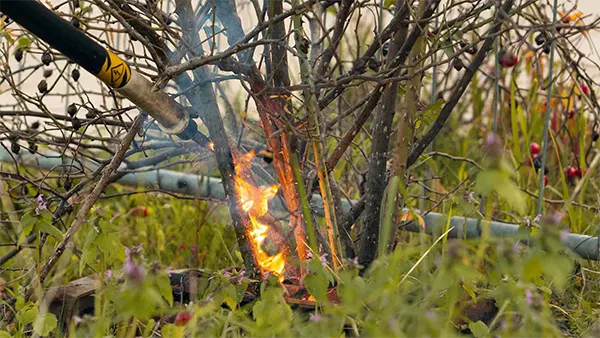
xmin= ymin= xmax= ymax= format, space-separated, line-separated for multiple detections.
xmin=0 ymin=0 xmax=130 ymax=88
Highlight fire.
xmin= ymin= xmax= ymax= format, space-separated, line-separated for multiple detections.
xmin=234 ymin=151 xmax=285 ymax=281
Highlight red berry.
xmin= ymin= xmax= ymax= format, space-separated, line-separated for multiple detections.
xmin=580 ymin=83 xmax=590 ymax=95
xmin=530 ymin=142 xmax=540 ymax=156
xmin=500 ymin=51 xmax=518 ymax=67
xmin=130 ymin=206 xmax=148 ymax=217
xmin=575 ymin=168 xmax=582 ymax=178
xmin=565 ymin=166 xmax=576 ymax=177
xmin=544 ymin=175 xmax=549 ymax=186
xmin=175 ymin=311 xmax=193 ymax=326
xmin=568 ymin=110 xmax=575 ymax=119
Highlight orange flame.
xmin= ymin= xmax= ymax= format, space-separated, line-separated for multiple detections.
xmin=234 ymin=151 xmax=285 ymax=281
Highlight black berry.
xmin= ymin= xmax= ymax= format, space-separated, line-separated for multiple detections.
xmin=10 ymin=141 xmax=20 ymax=154
xmin=41 ymin=51 xmax=52 ymax=66
xmin=593 ymin=131 xmax=599 ymax=142
xmin=453 ymin=58 xmax=463 ymax=71
xmin=43 ymin=69 xmax=53 ymax=78
xmin=466 ymin=44 xmax=478 ymax=55
xmin=67 ymin=103 xmax=77 ymax=117
xmin=124 ymin=49 xmax=133 ymax=60
xmin=28 ymin=141 xmax=37 ymax=154
xmin=382 ymin=42 xmax=389 ymax=56
xmin=14 ymin=48 xmax=23 ymax=62
xmin=367 ymin=58 xmax=380 ymax=72
xmin=543 ymin=45 xmax=550 ymax=55
xmin=31 ymin=121 xmax=40 ymax=129
xmin=71 ymin=117 xmax=81 ymax=130
xmin=533 ymin=156 xmax=550 ymax=175
xmin=71 ymin=68 xmax=80 ymax=82
xmin=63 ymin=177 xmax=73 ymax=190
xmin=37 ymin=79 xmax=48 ymax=93
xmin=534 ymin=33 xmax=546 ymax=46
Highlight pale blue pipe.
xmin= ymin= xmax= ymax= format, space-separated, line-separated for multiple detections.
xmin=0 ymin=147 xmax=597 ymax=260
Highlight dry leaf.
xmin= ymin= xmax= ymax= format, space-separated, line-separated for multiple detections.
xmin=398 ymin=211 xmax=426 ymax=229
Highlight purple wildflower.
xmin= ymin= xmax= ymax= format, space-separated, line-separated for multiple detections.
xmin=123 ymin=246 xmax=145 ymax=284
xmin=485 ymin=132 xmax=503 ymax=157
xmin=309 ymin=312 xmax=322 ymax=322
xmin=525 ymin=289 xmax=534 ymax=305
xmin=512 ymin=242 xmax=521 ymax=254
xmin=533 ymin=214 xmax=542 ymax=223
xmin=35 ymin=194 xmax=48 ymax=215
xmin=319 ymin=253 xmax=328 ymax=268
xmin=551 ymin=212 xmax=566 ymax=225
xmin=560 ymin=229 xmax=570 ymax=242
xmin=466 ymin=191 xmax=474 ymax=202
xmin=425 ymin=310 xmax=438 ymax=320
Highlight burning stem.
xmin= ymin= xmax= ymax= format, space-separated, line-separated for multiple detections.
xmin=292 ymin=3 xmax=342 ymax=268
xmin=290 ymin=153 xmax=320 ymax=255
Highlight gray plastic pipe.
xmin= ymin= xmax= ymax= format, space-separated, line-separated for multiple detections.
xmin=0 ymin=147 xmax=598 ymax=261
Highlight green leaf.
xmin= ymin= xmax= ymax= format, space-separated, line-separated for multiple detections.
xmin=304 ymin=272 xmax=328 ymax=302
xmin=33 ymin=313 xmax=57 ymax=337
xmin=15 ymin=296 xmax=24 ymax=311
xmin=20 ymin=212 xmax=37 ymax=230
xmin=469 ymin=321 xmax=489 ymax=338
xmin=17 ymin=212 xmax=38 ymax=245
xmin=36 ymin=219 xmax=63 ymax=240
xmin=462 ymin=282 xmax=477 ymax=302
xmin=475 ymin=169 xmax=525 ymax=215
xmin=14 ymin=36 xmax=31 ymax=50
xmin=18 ymin=306 xmax=38 ymax=325
xmin=156 ymin=273 xmax=174 ymax=307
xmin=161 ymin=324 xmax=176 ymax=337
xmin=0 ymin=331 xmax=11 ymax=338
xmin=422 ymin=99 xmax=445 ymax=116
xmin=143 ymin=319 xmax=156 ymax=338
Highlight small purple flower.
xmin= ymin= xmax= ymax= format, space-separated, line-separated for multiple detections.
xmin=485 ymin=132 xmax=503 ymax=157
xmin=425 ymin=310 xmax=438 ymax=320
xmin=466 ymin=191 xmax=474 ymax=202
xmin=319 ymin=253 xmax=329 ymax=268
xmin=533 ymin=214 xmax=542 ymax=223
xmin=35 ymin=194 xmax=48 ymax=215
xmin=525 ymin=289 xmax=534 ymax=305
xmin=551 ymin=212 xmax=566 ymax=225
xmin=512 ymin=242 xmax=521 ymax=254
xmin=309 ymin=312 xmax=322 ymax=322
xmin=523 ymin=216 xmax=530 ymax=227
xmin=105 ymin=270 xmax=113 ymax=279
xmin=123 ymin=246 xmax=145 ymax=284
xmin=190 ymin=244 xmax=198 ymax=258
xmin=560 ymin=229 xmax=570 ymax=242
